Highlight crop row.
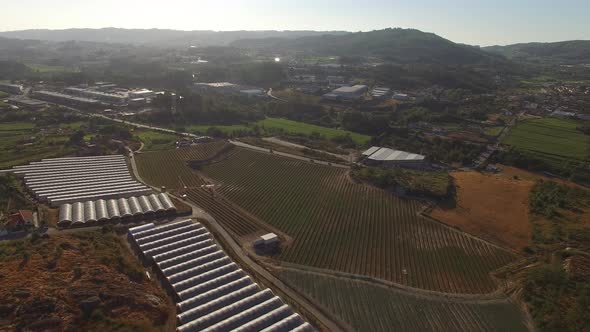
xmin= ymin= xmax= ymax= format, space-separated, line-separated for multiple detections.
xmin=200 ymin=148 xmax=518 ymax=294
xmin=135 ymin=141 xmax=232 ymax=190
xmin=280 ymin=269 xmax=528 ymax=332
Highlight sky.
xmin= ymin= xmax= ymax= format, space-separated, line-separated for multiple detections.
xmin=1 ymin=0 xmax=589 ymax=46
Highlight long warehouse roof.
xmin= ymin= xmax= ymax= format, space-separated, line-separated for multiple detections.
xmin=362 ymin=146 xmax=425 ymax=161
xmin=13 ymin=155 xmax=150 ymax=206
xmin=128 ymin=221 xmax=315 ymax=332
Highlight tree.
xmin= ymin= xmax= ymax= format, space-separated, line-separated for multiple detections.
xmin=68 ymin=130 xmax=86 ymax=145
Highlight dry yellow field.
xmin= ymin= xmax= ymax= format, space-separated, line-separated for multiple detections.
xmin=430 ymin=170 xmax=533 ymax=251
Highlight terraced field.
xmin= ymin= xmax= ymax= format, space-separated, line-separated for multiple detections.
xmin=280 ymin=269 xmax=529 ymax=332
xmin=199 ymin=148 xmax=518 ymax=294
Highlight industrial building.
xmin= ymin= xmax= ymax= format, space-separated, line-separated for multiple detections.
xmin=12 ymin=155 xmax=151 ymax=206
xmin=193 ymin=82 xmax=266 ymax=97
xmin=322 ymin=85 xmax=368 ymax=101
xmin=6 ymin=96 xmax=47 ymax=109
xmin=129 ymin=89 xmax=155 ymax=99
xmin=0 ymin=83 xmax=23 ymax=94
xmin=58 ymin=193 xmax=176 ymax=227
xmin=64 ymin=87 xmax=128 ymax=105
xmin=32 ymin=90 xmax=100 ymax=108
xmin=370 ymin=87 xmax=391 ymax=99
xmin=361 ymin=146 xmax=426 ymax=169
xmin=393 ymin=93 xmax=410 ymax=101
xmin=128 ymin=221 xmax=315 ymax=332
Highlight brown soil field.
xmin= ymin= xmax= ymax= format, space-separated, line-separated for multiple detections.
xmin=0 ymin=231 xmax=173 ymax=331
xmin=430 ymin=170 xmax=533 ymax=251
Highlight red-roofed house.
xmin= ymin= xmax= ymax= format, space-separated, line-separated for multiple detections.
xmin=5 ymin=210 xmax=34 ymax=230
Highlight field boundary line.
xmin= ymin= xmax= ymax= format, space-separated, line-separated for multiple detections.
xmin=419 ymin=209 xmax=522 ymax=256
xmin=229 ymin=141 xmax=351 ymax=169
xmin=276 ymin=263 xmax=514 ymax=302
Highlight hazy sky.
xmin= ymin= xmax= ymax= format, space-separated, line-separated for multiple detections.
xmin=1 ymin=0 xmax=589 ymax=46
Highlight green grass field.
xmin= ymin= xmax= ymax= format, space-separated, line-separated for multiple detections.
xmin=485 ymin=126 xmax=505 ymax=137
xmin=503 ymin=117 xmax=589 ymax=162
xmin=280 ymin=269 xmax=528 ymax=332
xmin=0 ymin=122 xmax=75 ymax=169
xmin=186 ymin=124 xmax=251 ymax=135
xmin=183 ymin=117 xmax=370 ymax=145
xmin=26 ymin=63 xmax=78 ymax=73
xmin=258 ymin=118 xmax=370 ymax=145
xmin=134 ymin=130 xmax=179 ymax=151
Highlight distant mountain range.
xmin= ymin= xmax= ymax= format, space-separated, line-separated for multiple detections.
xmin=483 ymin=40 xmax=590 ymax=64
xmin=0 ymin=27 xmax=587 ymax=66
xmin=232 ymin=28 xmax=503 ymax=65
xmin=0 ymin=28 xmax=347 ymax=47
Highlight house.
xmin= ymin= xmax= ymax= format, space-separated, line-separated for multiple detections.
xmin=5 ymin=210 xmax=34 ymax=230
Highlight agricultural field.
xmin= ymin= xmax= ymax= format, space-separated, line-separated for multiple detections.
xmin=135 ymin=141 xmax=268 ymax=238
xmin=258 ymin=118 xmax=371 ymax=145
xmin=197 ymin=148 xmax=517 ymax=293
xmin=0 ymin=122 xmax=76 ymax=169
xmin=26 ymin=63 xmax=78 ymax=73
xmin=503 ymin=117 xmax=589 ymax=165
xmin=280 ymin=269 xmax=529 ymax=332
xmin=430 ymin=171 xmax=533 ymax=251
xmin=184 ymin=117 xmax=371 ymax=146
xmin=134 ymin=141 xmax=232 ymax=190
xmin=0 ymin=231 xmax=172 ymax=331
xmin=134 ymin=130 xmax=179 ymax=151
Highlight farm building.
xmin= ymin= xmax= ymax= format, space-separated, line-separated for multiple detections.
xmin=322 ymin=85 xmax=368 ymax=101
xmin=12 ymin=155 xmax=151 ymax=206
xmin=58 ymin=193 xmax=176 ymax=227
xmin=0 ymin=83 xmax=23 ymax=94
xmin=32 ymin=90 xmax=100 ymax=108
xmin=6 ymin=96 xmax=47 ymax=109
xmin=128 ymin=221 xmax=315 ymax=332
xmin=361 ymin=146 xmax=426 ymax=169
xmin=370 ymin=87 xmax=391 ymax=99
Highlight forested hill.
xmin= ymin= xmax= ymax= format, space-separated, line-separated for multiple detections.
xmin=483 ymin=40 xmax=590 ymax=64
xmin=231 ymin=28 xmax=506 ymax=65
xmin=0 ymin=28 xmax=347 ymax=47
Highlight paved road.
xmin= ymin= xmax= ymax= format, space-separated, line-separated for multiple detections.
xmin=230 ymin=140 xmax=351 ymax=169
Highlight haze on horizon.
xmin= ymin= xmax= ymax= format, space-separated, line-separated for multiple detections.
xmin=2 ymin=0 xmax=589 ymax=46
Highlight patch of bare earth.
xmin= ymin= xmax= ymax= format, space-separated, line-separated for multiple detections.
xmin=429 ymin=170 xmax=533 ymax=251
xmin=0 ymin=231 xmax=173 ymax=331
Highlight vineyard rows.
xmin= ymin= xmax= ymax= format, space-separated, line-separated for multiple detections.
xmin=135 ymin=141 xmax=231 ymax=190
xmin=280 ymin=269 xmax=528 ymax=332
xmin=200 ymin=148 xmax=518 ymax=294
xmin=135 ymin=141 xmax=266 ymax=238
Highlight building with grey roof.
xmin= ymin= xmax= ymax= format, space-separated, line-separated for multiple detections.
xmin=128 ymin=221 xmax=315 ymax=332
xmin=13 ymin=155 xmax=151 ymax=206
xmin=58 ymin=193 xmax=176 ymax=226
xmin=7 ymin=96 xmax=47 ymax=109
xmin=322 ymin=85 xmax=368 ymax=101
xmin=361 ymin=146 xmax=426 ymax=169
